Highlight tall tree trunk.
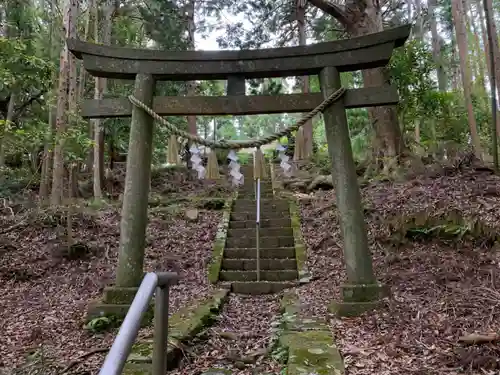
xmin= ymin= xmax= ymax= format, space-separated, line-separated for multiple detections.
xmin=93 ymin=1 xmax=116 ymax=199
xmin=186 ymin=0 xmax=197 ymax=137
xmin=482 ymin=0 xmax=500 ymax=136
xmin=78 ymin=0 xmax=94 ymax=100
xmin=484 ymin=0 xmax=499 ymax=167
xmin=412 ymin=0 xmax=423 ymax=36
xmin=428 ymin=0 xmax=446 ymax=91
xmin=51 ymin=0 xmax=79 ymax=205
xmin=466 ymin=0 xmax=487 ymax=97
xmin=347 ymin=1 xmax=404 ymax=167
xmin=39 ymin=0 xmax=57 ymax=200
xmin=412 ymin=0 xmax=423 ymax=144
xmin=452 ymin=0 xmax=483 ymax=158
xmin=80 ymin=0 xmax=95 ymax=172
xmin=297 ymin=0 xmax=313 ymax=158
xmin=40 ymin=107 xmax=56 ymax=198
xmin=308 ymin=0 xmax=405 ymax=170
xmin=477 ymin=0 xmax=492 ymax=77
xmin=0 ymin=94 xmax=15 ymax=167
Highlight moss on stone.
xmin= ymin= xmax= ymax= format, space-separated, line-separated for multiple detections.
xmin=169 ymin=289 xmax=228 ymax=339
xmin=279 ymin=292 xmax=345 ymax=375
xmin=389 ymin=209 xmax=500 ymax=244
xmin=288 ymin=199 xmax=310 ymax=280
xmin=103 ymin=286 xmax=139 ymax=304
xmin=280 ymin=290 xmax=300 ymax=315
xmin=123 ymin=289 xmax=229 ymax=372
xmin=287 ymin=331 xmax=344 ymax=375
xmin=122 ymin=363 xmax=152 ymax=375
xmin=208 ymin=199 xmax=233 ymax=284
xmin=328 ymin=299 xmax=385 ymax=317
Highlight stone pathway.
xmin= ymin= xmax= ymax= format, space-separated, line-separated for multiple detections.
xmin=220 ymin=163 xmax=299 ymax=294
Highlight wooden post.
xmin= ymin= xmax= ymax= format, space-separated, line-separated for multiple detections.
xmin=115 ymin=74 xmax=156 ymax=288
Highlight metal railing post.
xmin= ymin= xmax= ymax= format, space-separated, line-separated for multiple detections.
xmin=98 ymin=272 xmax=178 ymax=375
xmin=152 ymin=284 xmax=169 ymax=375
xmin=256 ymin=178 xmax=261 ymax=282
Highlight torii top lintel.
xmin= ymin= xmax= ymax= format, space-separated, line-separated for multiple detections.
xmin=67 ymin=25 xmax=411 ymax=81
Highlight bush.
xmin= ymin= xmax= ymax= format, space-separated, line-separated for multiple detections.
xmin=0 ymin=166 xmax=39 ymax=197
xmin=312 ymin=150 xmax=331 ymax=175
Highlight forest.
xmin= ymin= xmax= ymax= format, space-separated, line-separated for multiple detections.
xmin=2 ymin=0 xmax=500 ymax=374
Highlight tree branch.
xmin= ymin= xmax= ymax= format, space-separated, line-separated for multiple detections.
xmin=307 ymin=0 xmax=350 ymax=26
xmin=13 ymin=90 xmax=47 ymax=121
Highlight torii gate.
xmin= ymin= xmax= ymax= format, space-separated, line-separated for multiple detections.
xmin=68 ymin=24 xmax=411 ymax=317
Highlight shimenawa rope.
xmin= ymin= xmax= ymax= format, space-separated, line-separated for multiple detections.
xmin=127 ymin=87 xmax=346 ymax=150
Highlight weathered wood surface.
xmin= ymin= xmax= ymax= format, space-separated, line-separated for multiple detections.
xmin=80 ymin=87 xmax=399 ymax=119
xmin=68 ymin=25 xmax=411 ymax=80
xmin=227 ymin=76 xmax=246 ymax=96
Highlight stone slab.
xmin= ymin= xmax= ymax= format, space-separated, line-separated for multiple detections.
xmin=328 ymin=300 xmax=385 ymax=317
xmin=219 ymin=270 xmax=298 ymax=282
xmin=228 ymin=218 xmax=291 ymax=229
xmin=341 ymin=283 xmax=390 ymax=303
xmin=225 ymin=235 xmax=294 ymax=248
xmin=226 ymin=227 xmax=293 ymax=238
xmin=231 ymin=281 xmax=295 ymax=294
xmin=221 ymin=258 xmax=297 ymax=271
xmin=223 ymin=247 xmax=295 ymax=259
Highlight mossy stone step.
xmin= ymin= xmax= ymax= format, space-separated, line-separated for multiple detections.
xmin=234 ymin=198 xmax=287 ymax=205
xmin=228 ymin=218 xmax=291 ymax=229
xmin=224 ymin=247 xmax=295 ymax=259
xmin=231 ymin=281 xmax=296 ymax=295
xmin=238 ymin=182 xmax=273 ymax=188
xmin=219 ymin=270 xmax=298 ymax=282
xmin=122 ymin=289 xmax=229 ymax=374
xmin=238 ymin=193 xmax=274 ymax=199
xmin=232 ymin=203 xmax=288 ymax=213
xmin=279 ymin=291 xmax=345 ymax=374
xmin=226 ymin=227 xmax=293 ymax=238
xmin=225 ymin=235 xmax=294 ymax=248
xmin=238 ymin=188 xmax=273 ymax=193
xmin=222 ymin=258 xmax=297 ymax=271
xmin=231 ymin=205 xmax=288 ymax=214
xmin=230 ymin=212 xmax=289 ymax=221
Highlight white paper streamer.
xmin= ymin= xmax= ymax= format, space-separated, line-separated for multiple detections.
xmin=228 ymin=150 xmax=244 ymax=186
xmin=189 ymin=144 xmax=206 ymax=179
xmin=276 ymin=142 xmax=292 ymax=177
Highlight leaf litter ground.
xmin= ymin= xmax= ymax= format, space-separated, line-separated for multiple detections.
xmin=5 ymin=165 xmax=500 ymax=375
xmin=0 ymin=170 xmax=228 ymax=374
xmin=170 ymin=294 xmax=283 ymax=375
xmin=296 ymin=168 xmax=500 ymax=375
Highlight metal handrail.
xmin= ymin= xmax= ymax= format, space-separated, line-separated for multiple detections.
xmin=99 ymin=272 xmax=179 ymax=375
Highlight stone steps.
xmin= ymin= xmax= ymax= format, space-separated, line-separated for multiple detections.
xmin=225 ymin=236 xmax=294 ymax=248
xmin=226 ymin=227 xmax=293 ymax=238
xmin=231 ymin=281 xmax=296 ymax=295
xmin=231 ymin=205 xmax=288 ymax=214
xmin=228 ymin=218 xmax=291 ymax=229
xmin=215 ymin=161 xmax=299 ymax=294
xmin=224 ymin=247 xmax=295 ymax=259
xmin=219 ymin=270 xmax=298 ymax=282
xmin=237 ymin=193 xmax=274 ymax=199
xmin=230 ymin=212 xmax=286 ymax=221
xmin=222 ymin=258 xmax=297 ymax=271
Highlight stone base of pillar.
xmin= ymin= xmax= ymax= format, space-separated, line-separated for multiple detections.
xmin=84 ymin=285 xmax=153 ymax=325
xmin=328 ymin=283 xmax=390 ymax=317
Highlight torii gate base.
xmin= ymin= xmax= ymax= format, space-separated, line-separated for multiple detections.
xmin=70 ymin=25 xmax=411 ymax=319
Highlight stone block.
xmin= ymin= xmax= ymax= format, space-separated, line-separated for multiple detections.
xmin=328 ymin=300 xmax=385 ymax=317
xmin=340 ymin=282 xmax=390 ymax=303
xmin=103 ymin=286 xmax=139 ymax=304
